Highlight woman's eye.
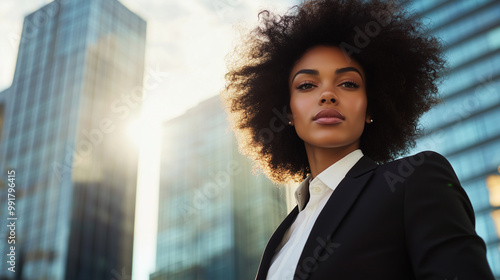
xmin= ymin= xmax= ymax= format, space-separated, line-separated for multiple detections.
xmin=339 ymin=81 xmax=359 ymax=88
xmin=297 ymin=82 xmax=315 ymax=90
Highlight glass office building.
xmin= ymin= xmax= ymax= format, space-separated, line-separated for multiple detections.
xmin=0 ymin=88 xmax=8 ymax=145
xmin=151 ymin=96 xmax=288 ymax=280
xmin=0 ymin=0 xmax=146 ymax=279
xmin=405 ymin=0 xmax=500 ymax=276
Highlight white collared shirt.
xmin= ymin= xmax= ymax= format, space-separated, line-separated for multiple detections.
xmin=266 ymin=149 xmax=364 ymax=280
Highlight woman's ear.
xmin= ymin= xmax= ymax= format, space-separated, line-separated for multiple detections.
xmin=365 ymin=115 xmax=373 ymax=124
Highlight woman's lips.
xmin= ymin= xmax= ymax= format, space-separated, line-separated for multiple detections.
xmin=313 ymin=109 xmax=345 ymax=124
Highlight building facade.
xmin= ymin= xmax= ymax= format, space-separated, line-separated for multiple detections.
xmin=0 ymin=0 xmax=146 ymax=279
xmin=0 ymin=88 xmax=8 ymax=144
xmin=406 ymin=0 xmax=500 ymax=276
xmin=151 ymin=96 xmax=288 ymax=280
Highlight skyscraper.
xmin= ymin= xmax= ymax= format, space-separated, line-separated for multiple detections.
xmin=0 ymin=0 xmax=146 ymax=279
xmin=406 ymin=0 xmax=500 ymax=276
xmin=151 ymin=96 xmax=288 ymax=280
xmin=0 ymin=88 xmax=8 ymax=144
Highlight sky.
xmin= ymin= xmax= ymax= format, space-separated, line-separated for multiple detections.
xmin=0 ymin=0 xmax=297 ymax=121
xmin=0 ymin=0 xmax=297 ymax=279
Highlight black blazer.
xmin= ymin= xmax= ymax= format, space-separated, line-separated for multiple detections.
xmin=256 ymin=151 xmax=494 ymax=280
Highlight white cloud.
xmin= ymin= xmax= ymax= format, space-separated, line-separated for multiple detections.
xmin=121 ymin=0 xmax=298 ymax=120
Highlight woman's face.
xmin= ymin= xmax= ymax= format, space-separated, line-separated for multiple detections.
xmin=289 ymin=45 xmax=370 ymax=153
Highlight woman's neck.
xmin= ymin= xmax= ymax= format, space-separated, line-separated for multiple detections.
xmin=305 ymin=142 xmax=360 ymax=178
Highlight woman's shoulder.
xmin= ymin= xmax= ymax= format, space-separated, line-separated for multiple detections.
xmin=379 ymin=150 xmax=454 ymax=174
xmin=374 ymin=150 xmax=460 ymax=192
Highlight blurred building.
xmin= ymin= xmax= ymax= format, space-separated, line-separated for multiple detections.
xmin=406 ymin=0 xmax=500 ymax=276
xmin=0 ymin=88 xmax=8 ymax=143
xmin=0 ymin=0 xmax=146 ymax=279
xmin=151 ymin=96 xmax=288 ymax=280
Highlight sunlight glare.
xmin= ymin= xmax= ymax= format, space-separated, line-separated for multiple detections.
xmin=128 ymin=117 xmax=162 ymax=146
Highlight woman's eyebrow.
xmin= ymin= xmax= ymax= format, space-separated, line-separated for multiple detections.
xmin=291 ymin=69 xmax=319 ymax=82
xmin=291 ymin=67 xmax=364 ymax=82
xmin=335 ymin=67 xmax=364 ymax=80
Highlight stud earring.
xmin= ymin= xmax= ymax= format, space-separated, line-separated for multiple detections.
xmin=288 ymin=121 xmax=293 ymax=126
xmin=370 ymin=119 xmax=374 ymax=123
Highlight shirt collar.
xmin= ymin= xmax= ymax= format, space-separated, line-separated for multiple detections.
xmin=294 ymin=149 xmax=364 ymax=211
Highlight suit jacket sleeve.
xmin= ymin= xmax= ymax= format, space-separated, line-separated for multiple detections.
xmin=403 ymin=152 xmax=494 ymax=279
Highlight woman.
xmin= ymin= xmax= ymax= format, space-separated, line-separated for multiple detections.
xmin=222 ymin=0 xmax=495 ymax=279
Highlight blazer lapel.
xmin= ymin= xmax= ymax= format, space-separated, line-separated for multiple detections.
xmin=255 ymin=206 xmax=299 ymax=280
xmin=293 ymin=156 xmax=378 ymax=279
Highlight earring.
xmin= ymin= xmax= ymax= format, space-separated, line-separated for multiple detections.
xmin=288 ymin=121 xmax=293 ymax=126
xmin=370 ymin=119 xmax=374 ymax=123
